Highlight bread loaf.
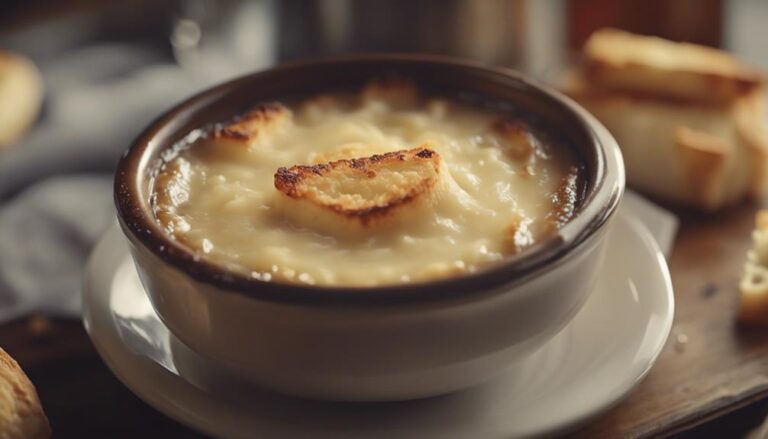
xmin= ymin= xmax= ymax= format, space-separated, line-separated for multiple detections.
xmin=563 ymin=29 xmax=768 ymax=210
xmin=0 ymin=51 xmax=43 ymax=149
xmin=0 ymin=348 xmax=50 ymax=439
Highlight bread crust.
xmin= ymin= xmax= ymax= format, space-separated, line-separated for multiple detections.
xmin=564 ymin=65 xmax=768 ymax=211
xmin=674 ymin=127 xmax=729 ymax=210
xmin=0 ymin=348 xmax=50 ymax=439
xmin=583 ymin=28 xmax=765 ymax=103
xmin=734 ymin=88 xmax=768 ymax=198
xmin=0 ymin=51 xmax=43 ymax=148
xmin=211 ymin=102 xmax=292 ymax=145
xmin=275 ymin=146 xmax=440 ymax=225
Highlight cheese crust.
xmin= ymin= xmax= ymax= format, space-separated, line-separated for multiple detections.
xmin=153 ymin=81 xmax=583 ymax=286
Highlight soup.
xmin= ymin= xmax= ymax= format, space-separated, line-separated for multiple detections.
xmin=151 ymin=79 xmax=585 ymax=286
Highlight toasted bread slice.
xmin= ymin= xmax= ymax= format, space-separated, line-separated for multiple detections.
xmin=583 ymin=28 xmax=765 ymax=103
xmin=273 ymin=145 xmax=455 ymax=238
xmin=275 ymin=145 xmax=440 ymax=225
xmin=0 ymin=51 xmax=43 ymax=148
xmin=195 ymin=103 xmax=293 ymax=162
xmin=565 ymin=76 xmax=766 ymax=210
xmin=198 ymin=103 xmax=292 ymax=160
xmin=734 ymin=87 xmax=768 ymax=199
xmin=212 ymin=102 xmax=292 ymax=145
xmin=739 ymin=210 xmax=768 ymax=326
xmin=674 ymin=126 xmax=731 ymax=209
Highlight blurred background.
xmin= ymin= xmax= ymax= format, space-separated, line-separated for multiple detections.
xmin=2 ymin=0 xmax=767 ymax=73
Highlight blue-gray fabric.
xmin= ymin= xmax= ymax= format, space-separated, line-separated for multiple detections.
xmin=0 ymin=44 xmax=246 ymax=321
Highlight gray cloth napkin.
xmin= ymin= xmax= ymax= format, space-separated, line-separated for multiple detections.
xmin=0 ymin=41 xmax=258 ymax=323
xmin=0 ymin=1 xmax=276 ymax=323
xmin=0 ymin=175 xmax=112 ymax=321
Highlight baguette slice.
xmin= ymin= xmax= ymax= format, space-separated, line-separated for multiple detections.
xmin=198 ymin=103 xmax=293 ymax=161
xmin=583 ymin=28 xmax=765 ymax=103
xmin=212 ymin=102 xmax=292 ymax=145
xmin=0 ymin=51 xmax=43 ymax=148
xmin=274 ymin=145 xmax=443 ymax=237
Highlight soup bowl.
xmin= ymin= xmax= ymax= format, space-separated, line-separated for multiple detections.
xmin=114 ymin=54 xmax=624 ymax=401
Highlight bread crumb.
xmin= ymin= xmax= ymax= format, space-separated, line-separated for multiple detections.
xmin=738 ymin=210 xmax=768 ymax=326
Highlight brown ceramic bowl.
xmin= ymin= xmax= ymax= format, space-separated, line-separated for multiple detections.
xmin=115 ymin=54 xmax=624 ymax=401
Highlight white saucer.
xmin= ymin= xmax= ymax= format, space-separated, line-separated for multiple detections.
xmin=82 ymin=212 xmax=674 ymax=439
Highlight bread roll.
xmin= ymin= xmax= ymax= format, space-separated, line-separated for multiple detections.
xmin=568 ymin=80 xmax=766 ymax=210
xmin=0 ymin=348 xmax=50 ymax=439
xmin=0 ymin=51 xmax=43 ymax=148
xmin=563 ymin=29 xmax=768 ymax=211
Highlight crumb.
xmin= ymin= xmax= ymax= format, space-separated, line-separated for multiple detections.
xmin=674 ymin=332 xmax=689 ymax=353
xmin=701 ymin=282 xmax=719 ymax=298
xmin=27 ymin=315 xmax=53 ymax=340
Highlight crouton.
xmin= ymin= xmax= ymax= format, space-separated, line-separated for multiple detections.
xmin=273 ymin=145 xmax=442 ymax=236
xmin=210 ymin=102 xmax=293 ymax=147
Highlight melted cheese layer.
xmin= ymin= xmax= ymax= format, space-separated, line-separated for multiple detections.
xmin=152 ymin=85 xmax=583 ymax=286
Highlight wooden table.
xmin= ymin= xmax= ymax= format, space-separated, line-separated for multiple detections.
xmin=3 ymin=201 xmax=768 ymax=438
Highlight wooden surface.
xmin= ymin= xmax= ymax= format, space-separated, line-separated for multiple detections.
xmin=3 ymin=201 xmax=768 ymax=438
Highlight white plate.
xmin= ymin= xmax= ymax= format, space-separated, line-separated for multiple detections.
xmin=82 ymin=212 xmax=674 ymax=438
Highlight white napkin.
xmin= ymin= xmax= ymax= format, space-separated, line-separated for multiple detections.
xmin=620 ymin=190 xmax=679 ymax=257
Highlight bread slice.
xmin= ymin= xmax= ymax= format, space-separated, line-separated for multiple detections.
xmin=565 ymin=71 xmax=768 ymax=210
xmin=0 ymin=348 xmax=50 ymax=439
xmin=583 ymin=28 xmax=765 ymax=103
xmin=197 ymin=103 xmax=293 ymax=162
xmin=673 ymin=126 xmax=732 ymax=209
xmin=0 ymin=51 xmax=43 ymax=148
xmin=212 ymin=102 xmax=292 ymax=146
xmin=739 ymin=211 xmax=768 ymax=326
xmin=274 ymin=145 xmax=442 ymax=237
